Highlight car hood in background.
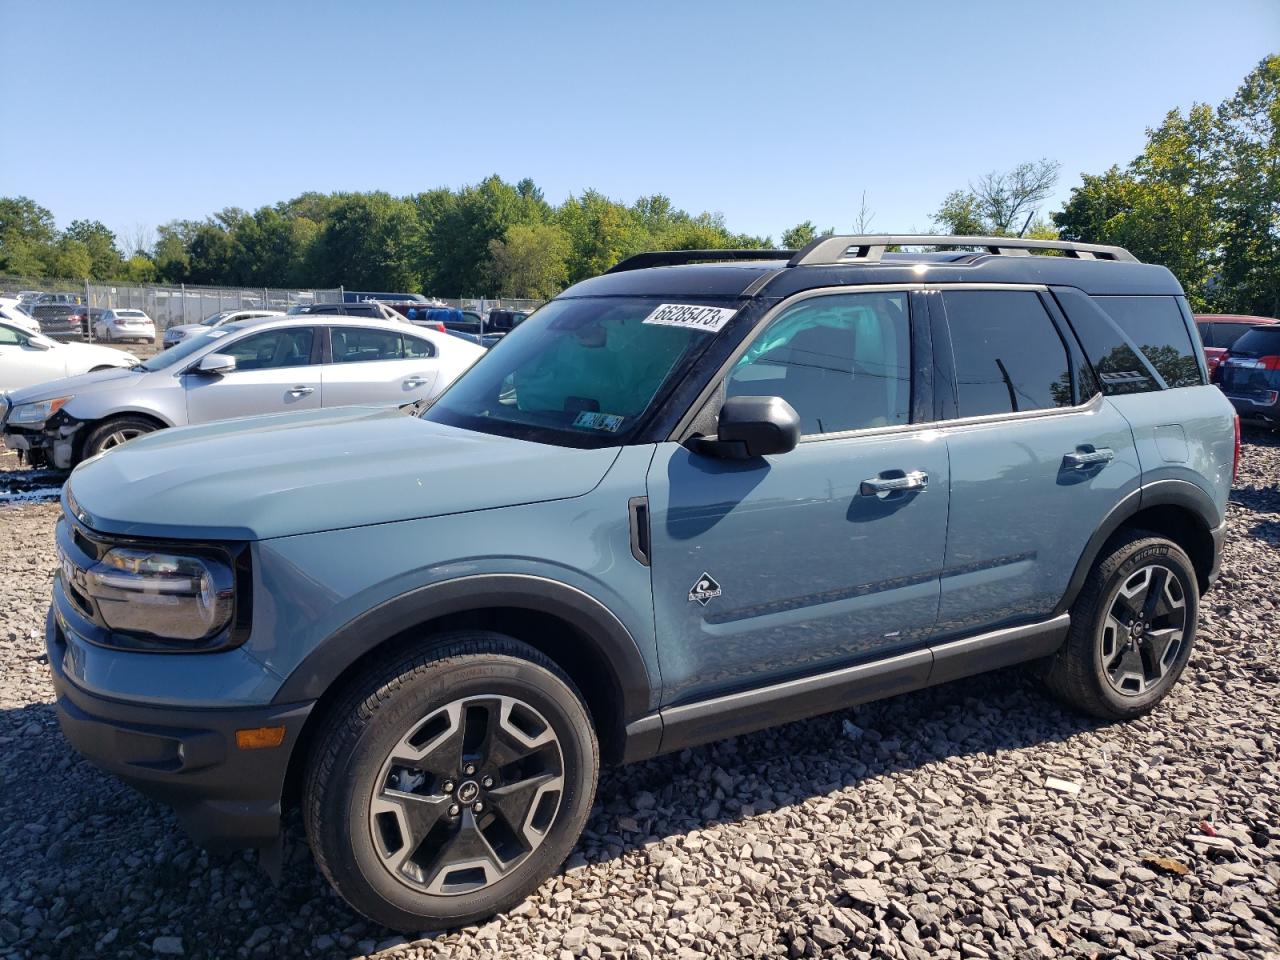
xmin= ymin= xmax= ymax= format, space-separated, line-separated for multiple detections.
xmin=4 ymin=366 xmax=146 ymax=406
xmin=66 ymin=406 xmax=622 ymax=540
xmin=164 ymin=324 xmax=202 ymax=337
xmin=59 ymin=341 xmax=137 ymax=367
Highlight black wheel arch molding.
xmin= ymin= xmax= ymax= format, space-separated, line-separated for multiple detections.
xmin=1054 ymin=478 xmax=1224 ymax=616
xmin=271 ymin=573 xmax=654 ymax=731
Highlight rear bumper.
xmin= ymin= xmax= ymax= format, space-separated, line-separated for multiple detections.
xmin=1225 ymin=393 xmax=1279 ymax=424
xmin=47 ymin=606 xmax=313 ymax=848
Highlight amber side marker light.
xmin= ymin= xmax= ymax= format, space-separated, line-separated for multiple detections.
xmin=235 ymin=725 xmax=287 ymax=750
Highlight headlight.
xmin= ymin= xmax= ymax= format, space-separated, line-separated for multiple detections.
xmin=82 ymin=547 xmax=235 ymax=641
xmin=8 ymin=395 xmax=73 ymax=426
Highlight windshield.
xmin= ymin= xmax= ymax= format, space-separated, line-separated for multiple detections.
xmin=139 ymin=328 xmax=229 ymax=370
xmin=200 ymin=311 xmax=232 ymax=326
xmin=423 ymin=296 xmax=740 ymax=447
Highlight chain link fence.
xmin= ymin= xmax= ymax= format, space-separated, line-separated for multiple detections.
xmin=1 ymin=276 xmax=543 ymax=334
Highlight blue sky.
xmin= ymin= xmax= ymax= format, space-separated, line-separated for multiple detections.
xmin=5 ymin=0 xmax=1277 ymax=249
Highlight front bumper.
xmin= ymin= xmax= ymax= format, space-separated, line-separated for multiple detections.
xmin=2 ymin=417 xmax=81 ymax=469
xmin=47 ymin=604 xmax=313 ymax=848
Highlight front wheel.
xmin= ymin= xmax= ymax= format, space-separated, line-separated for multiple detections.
xmin=1044 ymin=531 xmax=1199 ymax=720
xmin=304 ymin=633 xmax=599 ymax=931
xmin=80 ymin=416 xmax=159 ymax=461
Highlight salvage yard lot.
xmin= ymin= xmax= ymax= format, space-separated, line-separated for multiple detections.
xmin=0 ymin=436 xmax=1276 ymax=960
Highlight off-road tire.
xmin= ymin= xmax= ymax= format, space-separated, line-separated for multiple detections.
xmin=1044 ymin=531 xmax=1199 ymax=720
xmin=303 ymin=632 xmax=599 ymax=931
xmin=80 ymin=416 xmax=159 ymax=461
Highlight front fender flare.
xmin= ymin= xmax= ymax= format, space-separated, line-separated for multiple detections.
xmin=271 ymin=574 xmax=653 ymax=724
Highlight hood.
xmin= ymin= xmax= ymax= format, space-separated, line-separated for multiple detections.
xmin=165 ymin=324 xmax=201 ymax=336
xmin=5 ymin=366 xmax=145 ymax=405
xmin=66 ymin=406 xmax=622 ymax=540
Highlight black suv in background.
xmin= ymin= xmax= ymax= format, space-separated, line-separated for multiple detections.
xmin=30 ymin=303 xmax=103 ymax=340
xmin=1213 ymin=323 xmax=1280 ymax=427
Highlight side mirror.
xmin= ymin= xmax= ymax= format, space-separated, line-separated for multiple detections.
xmin=193 ymin=353 xmax=236 ymax=375
xmin=27 ymin=337 xmax=54 ymax=351
xmin=696 ymin=395 xmax=800 ymax=460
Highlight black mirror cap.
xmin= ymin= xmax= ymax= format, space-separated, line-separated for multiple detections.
xmin=697 ymin=395 xmax=800 ymax=459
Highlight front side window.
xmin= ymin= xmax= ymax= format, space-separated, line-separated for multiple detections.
xmin=944 ymin=291 xmax=1073 ymax=417
xmin=0 ymin=324 xmax=26 ymax=346
xmin=223 ymin=327 xmax=316 ymax=370
xmin=331 ymin=327 xmax=404 ymax=363
xmin=1095 ymin=296 xmax=1203 ymax=388
xmin=424 ymin=296 xmax=737 ymax=447
xmin=726 ymin=292 xmax=911 ymax=435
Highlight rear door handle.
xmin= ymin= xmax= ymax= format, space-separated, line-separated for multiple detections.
xmin=860 ymin=470 xmax=929 ymax=496
xmin=403 ymin=376 xmax=430 ymax=388
xmin=288 ymin=386 xmax=315 ymax=397
xmin=1063 ymin=447 xmax=1114 ymax=469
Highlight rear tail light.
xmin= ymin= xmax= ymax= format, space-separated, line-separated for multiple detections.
xmin=112 ymin=319 xmax=127 ymax=326
xmin=1233 ymin=414 xmax=1241 ymax=484
xmin=1260 ymin=355 xmax=1280 ymax=371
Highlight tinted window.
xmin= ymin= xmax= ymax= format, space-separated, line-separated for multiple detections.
xmin=944 ymin=291 xmax=1072 ymax=417
xmin=332 ymin=327 xmax=403 ymax=363
xmin=727 ymin=292 xmax=911 ymax=435
xmin=1216 ymin=323 xmax=1262 ymax=351
xmin=223 ymin=328 xmax=316 ymax=370
xmin=403 ymin=334 xmax=434 ymax=359
xmin=1230 ymin=327 xmax=1280 ymax=357
xmin=1095 ymin=296 xmax=1203 ymax=388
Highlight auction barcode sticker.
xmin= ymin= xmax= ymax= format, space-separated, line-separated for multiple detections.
xmin=642 ymin=303 xmax=738 ymax=333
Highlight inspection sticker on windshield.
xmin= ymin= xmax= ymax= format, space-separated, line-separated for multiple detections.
xmin=573 ymin=411 xmax=624 ymax=432
xmin=642 ymin=303 xmax=737 ymax=333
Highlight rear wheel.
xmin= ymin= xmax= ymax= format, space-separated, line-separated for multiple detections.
xmin=1044 ymin=531 xmax=1199 ymax=719
xmin=304 ymin=633 xmax=599 ymax=931
xmin=80 ymin=416 xmax=159 ymax=461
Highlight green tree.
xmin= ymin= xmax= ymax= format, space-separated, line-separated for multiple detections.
xmin=781 ymin=220 xmax=836 ymax=249
xmin=487 ymin=223 xmax=571 ymax=298
xmin=0 ymin=196 xmax=58 ymax=276
xmin=306 ymin=192 xmax=420 ymax=291
xmin=934 ymin=160 xmax=1061 ymax=235
xmin=62 ymin=219 xmax=124 ymax=279
xmin=50 ymin=238 xmax=93 ymax=280
xmin=1215 ymin=54 xmax=1280 ymax=317
xmin=121 ymin=254 xmax=157 ymax=283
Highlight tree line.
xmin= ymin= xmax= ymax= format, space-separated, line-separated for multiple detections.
xmin=1 ymin=55 xmax=1274 ymax=313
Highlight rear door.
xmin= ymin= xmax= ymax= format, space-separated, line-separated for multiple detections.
xmin=932 ymin=287 xmax=1141 ymax=635
xmin=183 ymin=325 xmax=322 ymax=423
xmin=645 ymin=289 xmax=948 ymax=705
xmin=321 ymin=326 xmax=439 ymax=407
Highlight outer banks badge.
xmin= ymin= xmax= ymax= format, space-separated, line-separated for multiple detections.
xmin=688 ymin=572 xmax=722 ymax=606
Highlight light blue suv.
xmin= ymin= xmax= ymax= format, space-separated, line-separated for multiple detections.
xmin=46 ymin=236 xmax=1236 ymax=931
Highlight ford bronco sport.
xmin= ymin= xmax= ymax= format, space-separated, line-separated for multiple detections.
xmin=46 ymin=236 xmax=1235 ymax=931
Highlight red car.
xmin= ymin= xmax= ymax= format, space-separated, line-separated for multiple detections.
xmin=1195 ymin=314 xmax=1280 ymax=377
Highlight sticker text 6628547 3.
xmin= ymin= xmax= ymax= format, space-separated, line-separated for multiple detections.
xmin=641 ymin=303 xmax=738 ymax=333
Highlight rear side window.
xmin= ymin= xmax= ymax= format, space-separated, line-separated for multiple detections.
xmin=331 ymin=327 xmax=403 ymax=363
xmin=1095 ymin=297 xmax=1203 ymax=388
xmin=403 ymin=334 xmax=435 ymax=359
xmin=1230 ymin=327 xmax=1280 ymax=358
xmin=942 ymin=291 xmax=1073 ymax=417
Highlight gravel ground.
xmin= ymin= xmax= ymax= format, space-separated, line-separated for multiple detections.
xmin=1 ymin=433 xmax=1277 ymax=960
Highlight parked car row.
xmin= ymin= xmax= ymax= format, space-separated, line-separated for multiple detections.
xmin=0 ymin=317 xmax=138 ymax=393
xmin=1 ymin=315 xmax=484 ymax=468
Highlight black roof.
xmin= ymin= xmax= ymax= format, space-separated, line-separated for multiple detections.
xmin=560 ymin=241 xmax=1184 ymax=301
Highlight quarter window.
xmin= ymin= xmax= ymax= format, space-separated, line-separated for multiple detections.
xmin=222 ymin=328 xmax=316 ymax=370
xmin=1095 ymin=297 xmax=1203 ymax=388
xmin=726 ymin=292 xmax=911 ymax=435
xmin=331 ymin=327 xmax=404 ymax=363
xmin=403 ymin=334 xmax=434 ymax=359
xmin=943 ymin=291 xmax=1073 ymax=417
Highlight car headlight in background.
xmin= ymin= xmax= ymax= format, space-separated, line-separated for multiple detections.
xmin=8 ymin=396 xmax=73 ymax=426
xmin=81 ymin=547 xmax=236 ymax=641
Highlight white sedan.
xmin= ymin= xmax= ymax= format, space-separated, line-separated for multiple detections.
xmin=0 ymin=297 xmax=41 ymax=335
xmin=0 ymin=319 xmax=137 ymax=394
xmin=92 ymin=308 xmax=156 ymax=344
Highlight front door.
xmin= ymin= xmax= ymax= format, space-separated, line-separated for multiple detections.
xmin=645 ymin=290 xmax=948 ymax=706
xmin=183 ymin=325 xmax=322 ymax=424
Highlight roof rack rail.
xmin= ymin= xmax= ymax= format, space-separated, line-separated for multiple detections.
xmin=788 ymin=235 xmax=1139 ymax=266
xmin=605 ymin=249 xmax=794 ymax=274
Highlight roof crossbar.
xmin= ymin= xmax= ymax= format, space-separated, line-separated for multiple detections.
xmin=788 ymin=235 xmax=1139 ymax=266
xmin=605 ymin=249 xmax=794 ymax=274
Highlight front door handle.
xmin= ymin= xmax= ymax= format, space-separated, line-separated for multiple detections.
xmin=1063 ymin=446 xmax=1114 ymax=469
xmin=288 ymin=385 xmax=315 ymax=397
xmin=860 ymin=470 xmax=929 ymax=496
